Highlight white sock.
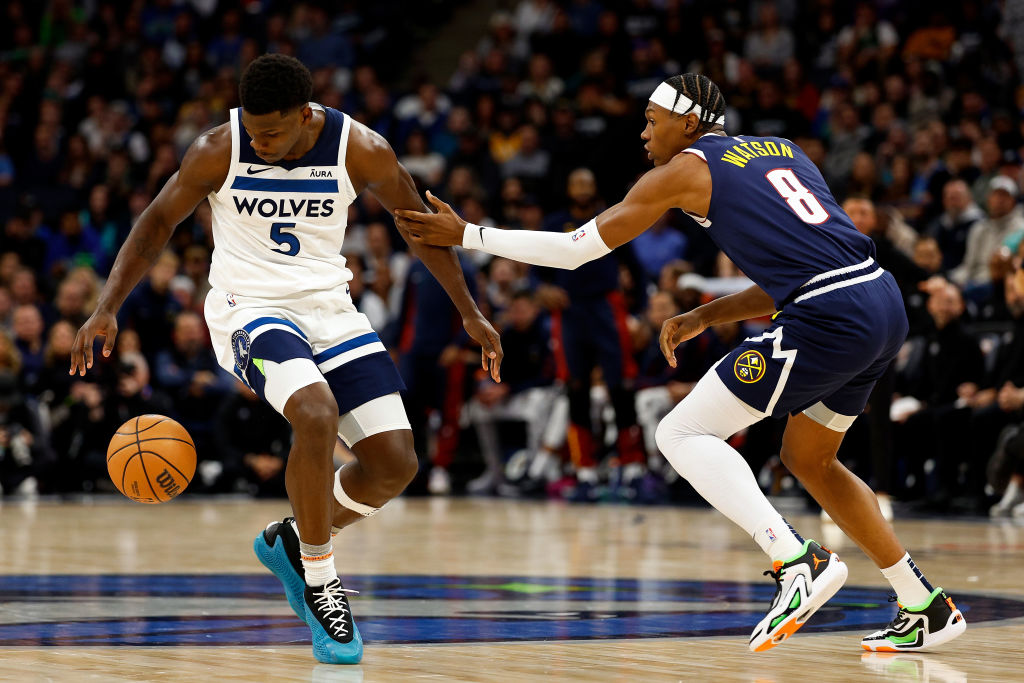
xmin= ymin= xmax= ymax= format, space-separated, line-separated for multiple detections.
xmin=576 ymin=467 xmax=598 ymax=484
xmin=299 ymin=538 xmax=338 ymax=587
xmin=999 ymin=478 xmax=1022 ymax=507
xmin=753 ymin=514 xmax=806 ymax=563
xmin=656 ymin=371 xmax=803 ymax=563
xmin=881 ymin=553 xmax=935 ymax=607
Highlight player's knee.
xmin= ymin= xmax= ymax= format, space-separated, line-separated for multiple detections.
xmin=654 ymin=417 xmax=683 ymax=458
xmin=654 ymin=405 xmax=702 ymax=454
xmin=372 ymin=448 xmax=418 ymax=496
xmin=779 ymin=450 xmax=832 ymax=480
xmin=288 ymin=395 xmax=339 ymax=438
xmin=392 ymin=448 xmax=419 ymax=490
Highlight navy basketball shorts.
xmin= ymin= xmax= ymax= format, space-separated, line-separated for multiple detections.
xmin=205 ymin=287 xmax=408 ymax=444
xmin=715 ymin=270 xmax=908 ymax=429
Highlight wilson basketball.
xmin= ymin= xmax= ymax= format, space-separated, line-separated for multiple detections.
xmin=107 ymin=415 xmax=196 ymax=504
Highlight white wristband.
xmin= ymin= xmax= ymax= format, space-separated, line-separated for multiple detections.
xmin=461 ymin=220 xmax=611 ymax=270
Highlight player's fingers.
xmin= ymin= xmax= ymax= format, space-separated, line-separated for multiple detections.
xmin=83 ymin=334 xmax=95 ymax=372
xmin=102 ymin=326 xmax=118 ymax=357
xmin=394 ymin=210 xmax=423 ymax=223
xmin=659 ymin=322 xmax=678 ymax=367
xmin=425 ymin=190 xmax=450 ymax=214
xmin=489 ymin=333 xmax=503 ymax=382
xmin=69 ymin=332 xmax=83 ymax=375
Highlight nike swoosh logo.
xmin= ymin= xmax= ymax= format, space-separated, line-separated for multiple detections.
xmin=247 ymin=166 xmax=272 ymax=175
xmin=479 ymin=226 xmax=485 ymax=246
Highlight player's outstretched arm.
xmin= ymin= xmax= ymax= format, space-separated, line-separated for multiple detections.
xmin=347 ymin=122 xmax=503 ymax=382
xmin=69 ymin=127 xmax=230 ymax=376
xmin=394 ymin=153 xmax=710 ymax=270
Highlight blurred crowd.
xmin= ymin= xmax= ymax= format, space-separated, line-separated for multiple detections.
xmin=2 ymin=0 xmax=1024 ymax=517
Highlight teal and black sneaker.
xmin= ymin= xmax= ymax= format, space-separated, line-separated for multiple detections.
xmin=861 ymin=588 xmax=967 ymax=652
xmin=253 ymin=517 xmax=306 ymax=622
xmin=304 ymin=578 xmax=363 ymax=664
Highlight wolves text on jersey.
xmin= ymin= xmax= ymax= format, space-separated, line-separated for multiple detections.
xmin=232 ymin=196 xmax=336 ymax=219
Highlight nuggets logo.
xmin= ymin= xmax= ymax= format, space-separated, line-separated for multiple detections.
xmin=734 ymin=350 xmax=766 ymax=383
xmin=231 ymin=329 xmax=251 ymax=373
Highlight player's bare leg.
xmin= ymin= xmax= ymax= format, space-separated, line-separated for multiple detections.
xmin=282 ymin=382 xmax=339 ymax=547
xmin=779 ymin=413 xmax=903 ymax=568
xmin=255 ymin=381 xmax=365 ymax=663
xmin=781 ymin=412 xmax=966 ymax=651
xmin=331 ymin=429 xmax=417 ymax=531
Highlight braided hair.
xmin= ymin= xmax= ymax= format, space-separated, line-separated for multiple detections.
xmin=663 ymin=73 xmax=726 ymax=134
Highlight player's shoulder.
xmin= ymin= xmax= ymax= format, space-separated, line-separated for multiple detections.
xmin=345 ymin=116 xmax=399 ymax=185
xmin=180 ymin=123 xmax=232 ymax=189
xmin=190 ymin=122 xmax=232 ymax=159
xmin=346 ymin=117 xmax=393 ymax=158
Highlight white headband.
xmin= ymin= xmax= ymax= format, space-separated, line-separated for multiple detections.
xmin=649 ymin=82 xmax=725 ymax=126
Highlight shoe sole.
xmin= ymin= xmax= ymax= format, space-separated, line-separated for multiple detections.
xmin=253 ymin=533 xmax=307 ymax=623
xmin=751 ymin=555 xmax=849 ymax=653
xmin=861 ymin=609 xmax=967 ymax=652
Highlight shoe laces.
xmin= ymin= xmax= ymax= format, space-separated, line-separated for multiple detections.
xmin=763 ymin=561 xmax=785 ymax=607
xmin=882 ymin=594 xmax=911 ymax=630
xmin=312 ymin=579 xmax=359 ymax=638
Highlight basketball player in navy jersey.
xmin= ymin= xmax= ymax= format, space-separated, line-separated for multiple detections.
xmin=396 ymin=73 xmax=966 ymax=653
xmin=69 ymin=55 xmax=502 ymax=664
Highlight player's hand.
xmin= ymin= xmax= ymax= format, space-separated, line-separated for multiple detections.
xmin=70 ymin=309 xmax=119 ymax=376
xmin=463 ymin=314 xmax=503 ymax=382
xmin=393 ymin=191 xmax=467 ymax=247
xmin=659 ymin=311 xmax=707 ymax=368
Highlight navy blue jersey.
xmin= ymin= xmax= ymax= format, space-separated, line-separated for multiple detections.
xmin=686 ymin=134 xmax=875 ymax=307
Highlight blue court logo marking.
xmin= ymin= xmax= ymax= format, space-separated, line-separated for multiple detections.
xmin=734 ymin=350 xmax=767 ymax=383
xmin=0 ymin=574 xmax=1021 ymax=647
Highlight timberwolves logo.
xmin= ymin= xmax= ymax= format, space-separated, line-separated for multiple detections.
xmin=734 ymin=350 xmax=766 ymax=383
xmin=231 ymin=329 xmax=251 ymax=373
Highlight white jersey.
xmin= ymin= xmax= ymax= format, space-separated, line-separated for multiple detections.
xmin=207 ymin=104 xmax=358 ymax=299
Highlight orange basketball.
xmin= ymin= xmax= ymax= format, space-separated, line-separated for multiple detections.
xmin=107 ymin=415 xmax=196 ymax=504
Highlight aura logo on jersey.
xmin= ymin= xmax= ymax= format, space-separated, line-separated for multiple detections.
xmin=734 ymin=350 xmax=767 ymax=383
xmin=0 ymin=574 xmax=1020 ymax=647
xmin=232 ymin=196 xmax=335 ymax=219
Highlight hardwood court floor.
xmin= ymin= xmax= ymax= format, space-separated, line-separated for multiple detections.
xmin=1 ymin=497 xmax=1023 ymax=682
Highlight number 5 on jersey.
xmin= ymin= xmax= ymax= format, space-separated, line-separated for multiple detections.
xmin=765 ymin=169 xmax=829 ymax=225
xmin=270 ymin=222 xmax=300 ymax=256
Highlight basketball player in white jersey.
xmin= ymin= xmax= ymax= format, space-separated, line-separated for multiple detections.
xmin=69 ymin=54 xmax=503 ymax=665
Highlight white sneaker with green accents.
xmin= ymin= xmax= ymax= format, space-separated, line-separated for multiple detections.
xmin=861 ymin=588 xmax=967 ymax=652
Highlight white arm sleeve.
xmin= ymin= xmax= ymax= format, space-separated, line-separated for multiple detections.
xmin=461 ymin=219 xmax=611 ymax=270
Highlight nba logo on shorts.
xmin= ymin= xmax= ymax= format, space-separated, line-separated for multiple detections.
xmin=766 ymin=527 xmax=777 ymax=542
xmin=231 ymin=329 xmax=250 ymax=372
xmin=226 ymin=292 xmax=237 ymax=307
